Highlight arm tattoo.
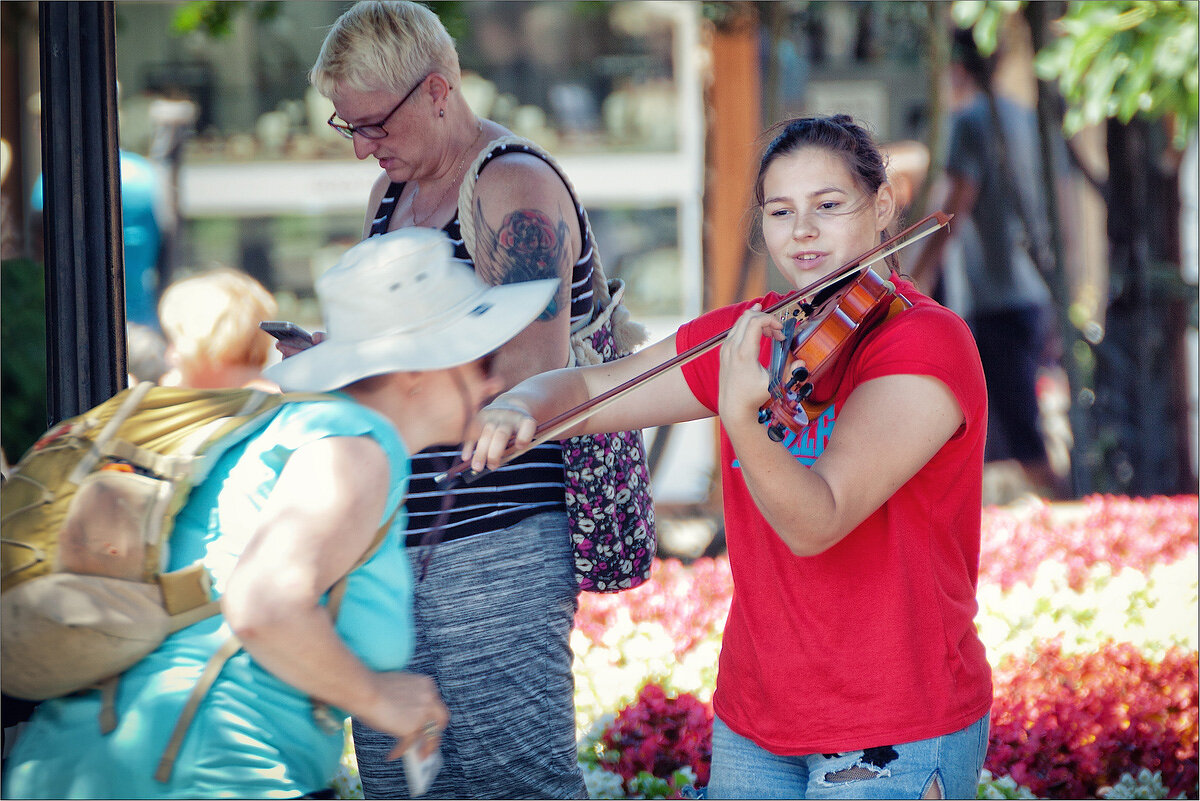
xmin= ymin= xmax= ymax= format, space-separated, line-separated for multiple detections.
xmin=475 ymin=204 xmax=571 ymax=320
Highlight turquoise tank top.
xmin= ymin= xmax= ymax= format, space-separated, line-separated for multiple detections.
xmin=3 ymin=399 xmax=413 ymax=799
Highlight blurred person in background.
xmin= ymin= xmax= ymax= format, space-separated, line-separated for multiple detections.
xmin=31 ymin=149 xmax=164 ymax=330
xmin=158 ymin=268 xmax=279 ymax=392
xmin=910 ymin=28 xmax=1067 ymax=499
xmin=125 ymin=321 xmax=169 ymax=385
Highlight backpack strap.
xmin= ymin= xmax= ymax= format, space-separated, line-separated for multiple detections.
xmin=97 ymin=676 xmax=120 ymax=734
xmin=325 ymin=509 xmax=394 ymax=619
xmin=310 ymin=509 xmax=397 ymax=733
xmin=155 ymin=635 xmax=242 ymax=783
xmin=68 ymin=382 xmax=155 ymax=484
xmin=101 ymin=392 xmax=336 ymax=482
xmin=160 ymin=562 xmax=219 ymax=619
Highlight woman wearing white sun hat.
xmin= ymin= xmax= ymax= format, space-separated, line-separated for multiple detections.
xmin=2 ymin=227 xmax=557 ymax=800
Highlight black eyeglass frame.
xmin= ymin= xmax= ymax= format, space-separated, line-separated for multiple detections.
xmin=327 ymin=73 xmax=432 ymax=140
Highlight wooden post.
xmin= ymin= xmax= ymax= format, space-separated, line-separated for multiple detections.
xmin=696 ymin=5 xmax=765 ymax=523
xmin=705 ymin=4 xmax=764 ymax=312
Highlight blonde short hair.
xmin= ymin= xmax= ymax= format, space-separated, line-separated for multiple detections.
xmin=310 ymin=1 xmax=460 ymax=97
xmin=158 ymin=268 xmax=277 ymax=371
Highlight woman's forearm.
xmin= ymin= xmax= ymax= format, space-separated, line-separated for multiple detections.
xmin=493 ymin=365 xmax=595 ymax=439
xmin=224 ymin=586 xmax=383 ymax=714
xmin=226 ymin=586 xmax=446 ymax=755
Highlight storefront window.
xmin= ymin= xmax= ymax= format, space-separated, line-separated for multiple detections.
xmin=114 ymin=1 xmax=684 ymax=162
xmin=454 ymin=1 xmax=679 ymax=153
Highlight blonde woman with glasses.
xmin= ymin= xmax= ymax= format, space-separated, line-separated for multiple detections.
xmin=299 ymin=2 xmax=637 ymax=796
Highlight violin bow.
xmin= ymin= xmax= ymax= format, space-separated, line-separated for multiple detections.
xmin=437 ymin=211 xmax=952 ymax=486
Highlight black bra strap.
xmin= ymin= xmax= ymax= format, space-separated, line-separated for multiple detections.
xmin=369 ymin=181 xmax=406 ymax=237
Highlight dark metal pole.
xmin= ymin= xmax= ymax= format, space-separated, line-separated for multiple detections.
xmin=38 ymin=0 xmax=125 ymax=423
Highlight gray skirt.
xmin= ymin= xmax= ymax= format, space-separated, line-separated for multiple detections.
xmin=352 ymin=511 xmax=587 ymax=799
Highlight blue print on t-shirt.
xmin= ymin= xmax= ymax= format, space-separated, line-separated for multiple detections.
xmin=732 ymin=404 xmax=837 ymax=469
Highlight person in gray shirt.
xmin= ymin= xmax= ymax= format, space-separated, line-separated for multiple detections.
xmin=912 ymin=28 xmax=1068 ymax=499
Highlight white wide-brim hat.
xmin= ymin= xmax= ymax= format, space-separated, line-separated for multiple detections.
xmin=265 ymin=228 xmax=558 ymax=392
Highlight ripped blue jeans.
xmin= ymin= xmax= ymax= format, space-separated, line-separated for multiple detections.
xmin=706 ymin=713 xmax=989 ymax=799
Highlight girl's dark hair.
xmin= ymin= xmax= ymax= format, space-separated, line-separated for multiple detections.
xmin=753 ymin=114 xmax=899 ymax=268
xmin=754 ymin=114 xmax=889 ymax=207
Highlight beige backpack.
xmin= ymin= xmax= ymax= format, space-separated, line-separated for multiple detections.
xmin=0 ymin=381 xmax=380 ymax=781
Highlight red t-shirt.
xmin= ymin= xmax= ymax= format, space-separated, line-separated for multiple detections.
xmin=677 ymin=274 xmax=992 ymax=754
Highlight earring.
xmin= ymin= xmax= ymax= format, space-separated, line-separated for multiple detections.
xmin=438 ymin=109 xmax=445 ymax=118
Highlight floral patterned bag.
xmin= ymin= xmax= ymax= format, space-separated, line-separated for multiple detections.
xmin=561 ymin=279 xmax=656 ymax=592
xmin=459 ymin=136 xmax=656 ymax=592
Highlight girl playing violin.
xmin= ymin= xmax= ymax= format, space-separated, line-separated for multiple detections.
xmin=464 ymin=115 xmax=992 ymax=799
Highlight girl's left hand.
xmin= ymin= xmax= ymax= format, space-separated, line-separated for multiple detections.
xmin=718 ymin=304 xmax=783 ymax=422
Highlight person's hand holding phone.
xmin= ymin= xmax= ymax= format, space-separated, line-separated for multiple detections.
xmin=260 ymin=321 xmax=325 ymax=358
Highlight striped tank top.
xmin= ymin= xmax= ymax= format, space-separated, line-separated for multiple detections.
xmin=369 ymin=140 xmax=598 ymax=546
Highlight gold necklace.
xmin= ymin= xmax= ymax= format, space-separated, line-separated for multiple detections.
xmin=412 ymin=119 xmax=485 ymax=227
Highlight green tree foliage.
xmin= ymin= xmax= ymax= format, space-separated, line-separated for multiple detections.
xmin=953 ymin=1 xmax=1199 ymax=148
xmin=1036 ymin=1 xmax=1198 ymax=147
xmin=168 ymin=1 xmax=281 ymax=38
xmin=1 ymin=259 xmax=47 ymax=461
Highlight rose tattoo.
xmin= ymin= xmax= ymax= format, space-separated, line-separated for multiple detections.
xmin=475 ymin=204 xmax=570 ymax=320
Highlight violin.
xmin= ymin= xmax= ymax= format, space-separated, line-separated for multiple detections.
xmin=436 ymin=211 xmax=952 ymax=487
xmin=756 ymin=265 xmax=912 ymax=442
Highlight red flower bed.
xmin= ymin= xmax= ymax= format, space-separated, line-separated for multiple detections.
xmin=987 ymin=640 xmax=1199 ymax=799
xmin=979 ymin=495 xmax=1198 ymax=592
xmin=602 ymin=684 xmax=713 ymax=788
xmin=577 ymin=497 xmax=1198 ymax=641
xmin=580 ymin=496 xmax=1199 ymax=798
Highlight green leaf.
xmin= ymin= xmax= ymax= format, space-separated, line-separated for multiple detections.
xmin=1027 ymin=0 xmax=1198 ymax=145
xmin=952 ymin=1 xmax=989 ymax=29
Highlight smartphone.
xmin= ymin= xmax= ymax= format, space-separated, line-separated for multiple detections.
xmin=403 ymin=747 xmax=442 ymax=797
xmin=259 ymin=321 xmax=314 ymax=345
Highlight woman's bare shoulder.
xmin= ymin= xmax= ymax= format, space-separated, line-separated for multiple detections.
xmin=473 ymin=147 xmax=569 ymax=204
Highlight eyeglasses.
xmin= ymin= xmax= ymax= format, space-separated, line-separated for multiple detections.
xmin=327 ymin=73 xmax=430 ymax=140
